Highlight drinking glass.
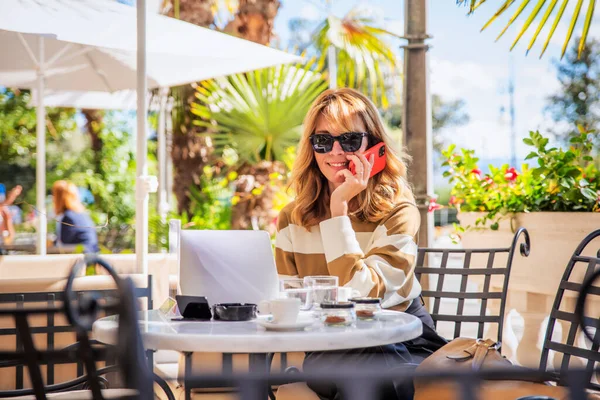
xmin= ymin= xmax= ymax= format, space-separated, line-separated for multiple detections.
xmin=304 ymin=276 xmax=339 ymax=308
xmin=279 ymin=278 xmax=313 ymax=311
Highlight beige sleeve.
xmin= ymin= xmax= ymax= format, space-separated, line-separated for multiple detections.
xmin=274 ymin=208 xmax=298 ymax=277
xmin=318 ymin=204 xmax=421 ymax=307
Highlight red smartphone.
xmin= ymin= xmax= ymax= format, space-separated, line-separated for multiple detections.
xmin=349 ymin=142 xmax=387 ymax=177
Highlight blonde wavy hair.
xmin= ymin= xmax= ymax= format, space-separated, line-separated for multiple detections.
xmin=290 ymin=88 xmax=413 ymax=228
xmin=52 ymin=180 xmax=85 ymax=215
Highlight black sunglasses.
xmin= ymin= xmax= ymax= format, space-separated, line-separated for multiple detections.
xmin=309 ymin=132 xmax=369 ymax=153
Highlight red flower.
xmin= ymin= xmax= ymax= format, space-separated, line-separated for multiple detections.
xmin=483 ymin=176 xmax=494 ymax=186
xmin=428 ymin=199 xmax=441 ymax=213
xmin=470 ymin=168 xmax=482 ymax=179
xmin=449 ymin=196 xmax=457 ymax=205
xmin=504 ymin=167 xmax=518 ymax=182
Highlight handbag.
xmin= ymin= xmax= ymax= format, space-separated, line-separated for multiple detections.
xmin=413 ymin=337 xmax=569 ymax=400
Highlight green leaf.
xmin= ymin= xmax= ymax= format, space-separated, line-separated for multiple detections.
xmin=526 ymin=0 xmax=559 ymax=54
xmin=581 ymin=187 xmax=597 ymax=200
xmin=510 ymin=0 xmax=546 ymax=50
xmin=560 ymin=0 xmax=585 ymax=59
xmin=525 ymin=151 xmax=538 ymax=160
xmin=496 ymin=0 xmax=532 ymax=43
xmin=481 ymin=0 xmax=517 ymax=32
xmin=523 ymin=138 xmax=534 ymax=146
xmin=540 ymin=0 xmax=570 ymax=58
xmin=193 ymin=62 xmax=327 ymax=164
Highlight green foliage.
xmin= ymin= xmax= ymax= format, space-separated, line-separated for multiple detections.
xmin=442 ymin=127 xmax=600 ymax=230
xmin=149 ymin=165 xmax=234 ymax=251
xmin=546 ymin=37 xmax=600 ymax=146
xmin=312 ymin=8 xmax=400 ymax=108
xmin=0 ymin=88 xmax=78 ymax=201
xmin=191 ymin=61 xmax=327 ymax=164
xmin=456 ymin=0 xmax=597 ymax=59
xmin=0 ymin=88 xmax=138 ymax=251
xmin=55 ymin=115 xmax=137 ymax=226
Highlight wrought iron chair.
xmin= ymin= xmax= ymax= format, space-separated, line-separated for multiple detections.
xmin=0 ymin=256 xmax=153 ymax=399
xmin=273 ymin=228 xmax=531 ymax=400
xmin=540 ymin=228 xmax=600 ymax=391
xmin=415 ymin=227 xmax=530 ymax=343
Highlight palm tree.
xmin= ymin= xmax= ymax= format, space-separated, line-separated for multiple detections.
xmin=311 ymin=6 xmax=401 ymax=108
xmin=457 ymin=0 xmax=597 ymax=59
xmin=191 ymin=61 xmax=328 ymax=232
xmin=161 ymin=0 xmax=280 ymax=214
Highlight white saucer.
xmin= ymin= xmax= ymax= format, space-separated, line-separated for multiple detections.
xmin=255 ymin=315 xmax=315 ymax=331
xmin=373 ymin=310 xmax=405 ymax=321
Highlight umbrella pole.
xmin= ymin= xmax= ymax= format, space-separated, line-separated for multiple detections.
xmin=157 ymin=87 xmax=169 ymax=223
xmin=36 ymin=37 xmax=47 ymax=255
xmin=136 ymin=0 xmax=149 ymax=274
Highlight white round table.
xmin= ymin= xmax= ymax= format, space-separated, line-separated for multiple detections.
xmin=93 ymin=309 xmax=423 ymax=353
xmin=94 ymin=310 xmax=423 ymax=400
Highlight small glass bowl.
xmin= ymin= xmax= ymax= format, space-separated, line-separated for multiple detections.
xmin=320 ymin=302 xmax=356 ymax=326
xmin=350 ymin=297 xmax=382 ymax=320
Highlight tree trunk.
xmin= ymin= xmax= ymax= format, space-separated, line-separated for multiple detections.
xmin=165 ymin=0 xmax=215 ymax=27
xmin=223 ymin=0 xmax=280 ymax=46
xmin=81 ymin=108 xmax=104 ymax=169
xmin=225 ymin=0 xmax=281 ymax=230
xmin=162 ymin=0 xmax=215 ymax=214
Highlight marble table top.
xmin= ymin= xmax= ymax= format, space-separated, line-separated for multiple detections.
xmin=93 ymin=310 xmax=422 ymax=353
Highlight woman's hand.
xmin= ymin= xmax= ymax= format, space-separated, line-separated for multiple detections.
xmin=330 ymin=153 xmax=374 ymax=218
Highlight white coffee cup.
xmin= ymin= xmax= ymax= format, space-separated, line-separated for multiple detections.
xmin=258 ymin=298 xmax=301 ymax=324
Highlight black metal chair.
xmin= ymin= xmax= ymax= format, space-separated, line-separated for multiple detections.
xmin=540 ymin=228 xmax=600 ymax=391
xmin=0 ymin=256 xmax=153 ymax=399
xmin=415 ymin=227 xmax=530 ymax=343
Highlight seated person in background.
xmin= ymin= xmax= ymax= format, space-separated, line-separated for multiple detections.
xmin=0 ymin=185 xmax=22 ymax=245
xmin=52 ymin=180 xmax=99 ymax=253
xmin=275 ymin=88 xmax=446 ymax=400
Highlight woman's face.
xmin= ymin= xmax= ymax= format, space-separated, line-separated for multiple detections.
xmin=312 ymin=113 xmax=368 ymax=188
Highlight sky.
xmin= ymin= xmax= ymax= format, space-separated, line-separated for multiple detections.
xmin=271 ymin=0 xmax=585 ymax=168
xmin=118 ymin=0 xmax=591 ymax=179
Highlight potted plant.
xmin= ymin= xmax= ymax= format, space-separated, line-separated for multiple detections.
xmin=442 ymin=127 xmax=600 ymax=291
xmin=441 ymin=127 xmax=600 ymax=365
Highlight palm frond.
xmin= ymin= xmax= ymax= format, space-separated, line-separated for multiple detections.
xmin=561 ymin=0 xmax=585 ymax=57
xmin=511 ymin=0 xmax=545 ymax=50
xmin=526 ymin=0 xmax=558 ymax=53
xmin=579 ymin=0 xmax=596 ymax=57
xmin=312 ymin=8 xmax=399 ymax=108
xmin=459 ymin=0 xmax=597 ymax=59
xmin=540 ymin=0 xmax=569 ymax=57
xmin=191 ymin=61 xmax=328 ymax=164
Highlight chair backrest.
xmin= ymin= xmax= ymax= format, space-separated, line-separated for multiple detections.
xmin=0 ymin=257 xmax=153 ymax=396
xmin=539 ymin=228 xmax=600 ymax=390
xmin=415 ymin=227 xmax=530 ymax=342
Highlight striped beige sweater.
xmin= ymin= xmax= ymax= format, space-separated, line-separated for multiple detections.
xmin=274 ymin=201 xmax=422 ymax=311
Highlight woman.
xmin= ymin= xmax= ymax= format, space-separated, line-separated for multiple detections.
xmin=52 ymin=180 xmax=99 ymax=253
xmin=275 ymin=88 xmax=446 ymax=400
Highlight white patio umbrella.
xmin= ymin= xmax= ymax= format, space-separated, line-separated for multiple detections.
xmin=0 ymin=0 xmax=301 ymax=273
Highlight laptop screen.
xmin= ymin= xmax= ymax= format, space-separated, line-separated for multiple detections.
xmin=179 ymin=230 xmax=279 ymax=305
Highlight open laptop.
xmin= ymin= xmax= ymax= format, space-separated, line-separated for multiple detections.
xmin=179 ymin=230 xmax=279 ymax=306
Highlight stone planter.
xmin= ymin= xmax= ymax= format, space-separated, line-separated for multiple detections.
xmin=457 ymin=211 xmax=600 ymax=367
xmin=459 ymin=212 xmax=600 ymax=297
